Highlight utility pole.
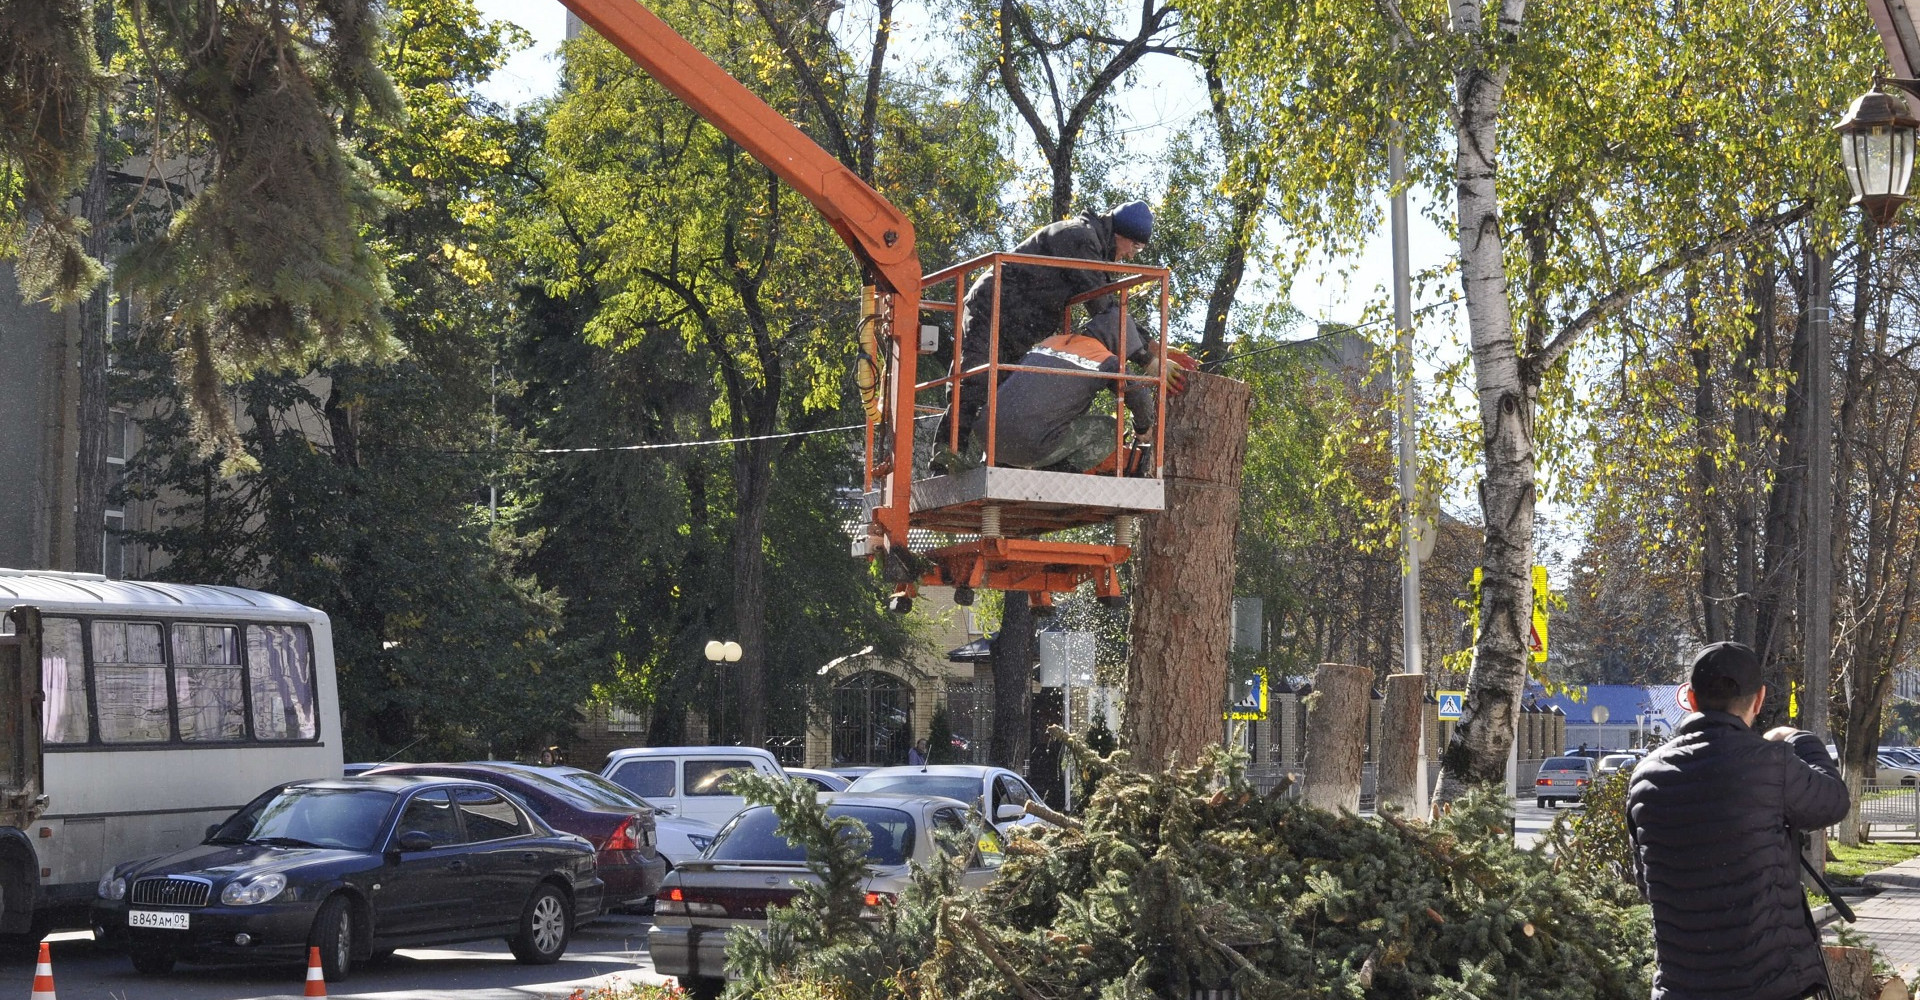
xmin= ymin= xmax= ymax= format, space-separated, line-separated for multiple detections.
xmin=1391 ymin=126 xmax=1428 ymax=816
xmin=1804 ymin=241 xmax=1832 ymax=741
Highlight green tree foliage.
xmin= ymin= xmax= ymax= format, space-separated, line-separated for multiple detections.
xmin=116 ymin=0 xmax=578 ymax=760
xmin=0 ymin=0 xmax=112 ymax=303
xmin=511 ymin=4 xmax=1001 ymax=744
xmin=3 ymin=0 xmax=404 ymax=444
xmin=1187 ymin=0 xmax=1882 ymax=790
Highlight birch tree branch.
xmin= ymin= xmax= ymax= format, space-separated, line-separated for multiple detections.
xmin=1528 ymin=201 xmax=1813 ymax=379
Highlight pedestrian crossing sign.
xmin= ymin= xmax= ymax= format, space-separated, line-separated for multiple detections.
xmin=1437 ymin=690 xmax=1466 ymax=721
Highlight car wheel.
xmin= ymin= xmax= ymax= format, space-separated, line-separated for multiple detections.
xmin=1535 ymin=797 xmax=1546 ymax=809
xmin=509 ymin=883 xmax=570 ymax=964
xmin=130 ymin=943 xmax=175 ymax=975
xmin=309 ymin=894 xmax=354 ymax=983
xmin=682 ymin=975 xmax=726 ymax=1000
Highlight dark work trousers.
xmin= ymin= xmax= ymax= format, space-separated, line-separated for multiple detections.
xmin=936 ymin=295 xmax=1055 ymax=451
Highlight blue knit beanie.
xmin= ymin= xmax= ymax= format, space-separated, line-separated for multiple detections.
xmin=1110 ymin=200 xmax=1153 ymax=244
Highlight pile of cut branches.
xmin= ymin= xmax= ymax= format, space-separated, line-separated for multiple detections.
xmin=734 ymin=742 xmax=1653 ymax=1000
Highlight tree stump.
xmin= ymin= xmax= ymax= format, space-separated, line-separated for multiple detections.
xmin=1376 ymin=673 xmax=1425 ymax=814
xmin=1123 ymin=372 xmax=1252 ymax=768
xmin=1825 ymin=945 xmax=1876 ymax=1000
xmin=1303 ymin=663 xmax=1373 ymax=813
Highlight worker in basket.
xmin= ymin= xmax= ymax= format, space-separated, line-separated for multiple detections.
xmin=989 ymin=302 xmax=1188 ymax=475
xmin=932 ymin=200 xmax=1156 ymax=474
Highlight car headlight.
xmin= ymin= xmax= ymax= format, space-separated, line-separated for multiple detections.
xmin=686 ymin=833 xmax=714 ymax=854
xmin=220 ymin=873 xmax=287 ymax=906
xmin=96 ymin=871 xmax=125 ymax=901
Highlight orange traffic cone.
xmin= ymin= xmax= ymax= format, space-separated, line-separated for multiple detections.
xmin=303 ymin=946 xmax=326 ymax=998
xmin=29 ymin=941 xmax=54 ymax=1000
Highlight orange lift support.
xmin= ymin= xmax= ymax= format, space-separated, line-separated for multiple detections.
xmin=560 ymin=0 xmax=1171 ymax=611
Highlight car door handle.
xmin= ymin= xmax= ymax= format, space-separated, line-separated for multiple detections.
xmin=520 ymin=853 xmax=538 ymax=863
xmin=445 ymin=860 xmax=468 ymax=872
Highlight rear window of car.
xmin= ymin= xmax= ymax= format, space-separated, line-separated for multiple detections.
xmin=1599 ymin=755 xmax=1635 ymax=769
xmin=707 ymin=804 xmax=915 ymax=866
xmin=845 ymin=774 xmax=982 ymax=803
xmin=559 ymin=770 xmax=657 ymax=810
xmin=484 ymin=767 xmax=622 ymax=812
xmin=1542 ymin=757 xmax=1592 ymax=771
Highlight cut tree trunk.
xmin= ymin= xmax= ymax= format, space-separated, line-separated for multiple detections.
xmin=1376 ymin=672 xmax=1424 ymax=814
xmin=1303 ymin=663 xmax=1373 ymax=813
xmin=991 ymin=595 xmax=1037 ymax=772
xmin=1123 ymin=372 xmax=1251 ymax=768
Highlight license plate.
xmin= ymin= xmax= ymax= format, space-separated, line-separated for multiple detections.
xmin=129 ymin=910 xmax=189 ymax=930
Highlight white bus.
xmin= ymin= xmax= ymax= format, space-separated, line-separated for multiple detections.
xmin=0 ymin=569 xmax=343 ymax=935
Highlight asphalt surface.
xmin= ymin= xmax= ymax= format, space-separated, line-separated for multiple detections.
xmin=0 ymin=912 xmax=670 ymax=1000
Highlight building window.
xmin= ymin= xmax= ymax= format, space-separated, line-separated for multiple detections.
xmin=104 ymin=409 xmax=128 ymax=579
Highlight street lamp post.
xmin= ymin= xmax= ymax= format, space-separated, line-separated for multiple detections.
xmin=705 ymin=639 xmax=742 ymax=743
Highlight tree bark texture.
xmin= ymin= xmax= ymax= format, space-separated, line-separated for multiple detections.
xmin=1376 ymin=673 xmax=1425 ymax=814
xmin=73 ymin=152 xmax=110 ymax=576
xmin=991 ymin=595 xmax=1037 ymax=771
xmin=1123 ymin=372 xmax=1251 ymax=768
xmin=1303 ymin=663 xmax=1372 ymax=813
xmin=730 ymin=430 xmax=777 ymax=746
xmin=1438 ymin=0 xmax=1529 ymax=798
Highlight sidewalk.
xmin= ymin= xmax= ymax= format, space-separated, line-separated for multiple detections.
xmin=1826 ymin=855 xmax=1920 ymax=979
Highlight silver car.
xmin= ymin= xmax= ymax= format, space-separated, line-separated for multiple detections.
xmin=1534 ymin=756 xmax=1594 ymax=808
xmin=843 ymin=765 xmax=1049 ymax=834
xmin=648 ymin=793 xmax=1005 ymax=998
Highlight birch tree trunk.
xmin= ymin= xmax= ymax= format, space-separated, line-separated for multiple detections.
xmin=1436 ymin=0 xmax=1531 ymax=798
xmin=1124 ymin=372 xmax=1251 ymax=767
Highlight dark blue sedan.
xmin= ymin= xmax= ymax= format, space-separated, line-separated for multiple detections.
xmin=91 ymin=774 xmax=605 ymax=981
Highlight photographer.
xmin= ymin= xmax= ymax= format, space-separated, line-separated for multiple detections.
xmin=1626 ymin=642 xmax=1849 ymax=1000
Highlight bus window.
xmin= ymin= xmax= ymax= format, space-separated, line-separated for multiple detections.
xmin=40 ymin=618 xmax=88 ymax=745
xmin=93 ymin=621 xmax=169 ymax=743
xmin=247 ymin=625 xmax=316 ymax=740
xmin=173 ymin=624 xmax=245 ymax=742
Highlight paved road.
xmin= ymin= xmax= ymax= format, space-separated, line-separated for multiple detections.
xmin=0 ymin=913 xmax=672 ymax=1000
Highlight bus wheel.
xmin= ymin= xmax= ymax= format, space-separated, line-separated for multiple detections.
xmin=131 ymin=944 xmax=175 ymax=975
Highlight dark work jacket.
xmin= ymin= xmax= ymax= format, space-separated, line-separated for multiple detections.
xmin=1626 ymin=711 xmax=1849 ymax=1000
xmin=960 ymin=212 xmax=1119 ymax=364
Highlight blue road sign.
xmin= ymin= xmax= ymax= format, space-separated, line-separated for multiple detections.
xmin=1437 ymin=690 xmax=1466 ymax=721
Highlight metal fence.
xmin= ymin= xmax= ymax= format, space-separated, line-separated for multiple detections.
xmin=1859 ymin=783 xmax=1919 ymax=837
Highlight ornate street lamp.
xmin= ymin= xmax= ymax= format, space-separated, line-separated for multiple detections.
xmin=1837 ymin=89 xmax=1920 ymax=225
xmin=706 ymin=640 xmax=742 ymax=742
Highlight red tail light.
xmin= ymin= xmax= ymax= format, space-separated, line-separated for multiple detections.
xmin=1535 ymin=778 xmax=1550 ymax=786
xmin=1575 ymin=779 xmax=1589 ymax=786
xmin=606 ymin=816 xmax=640 ymax=852
xmin=665 ymin=886 xmax=684 ymax=902
xmin=863 ymin=891 xmax=896 ymax=908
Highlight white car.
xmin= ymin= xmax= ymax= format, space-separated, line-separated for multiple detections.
xmin=842 ymin=765 xmax=1050 ymax=834
xmin=601 ymin=746 xmax=787 ymax=826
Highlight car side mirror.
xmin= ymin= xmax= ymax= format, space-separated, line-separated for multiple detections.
xmin=994 ymin=803 xmax=1026 ymax=823
xmin=395 ymin=830 xmax=435 ymax=852
xmin=205 ymin=824 xmax=222 ymax=841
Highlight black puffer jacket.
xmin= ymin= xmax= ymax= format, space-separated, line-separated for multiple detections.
xmin=960 ymin=212 xmax=1118 ymax=364
xmin=1626 ymin=711 xmax=1849 ymax=1000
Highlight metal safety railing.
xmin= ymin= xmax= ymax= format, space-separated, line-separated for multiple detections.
xmin=1859 ymin=782 xmax=1920 ymax=836
xmin=914 ymin=251 xmax=1174 ymax=479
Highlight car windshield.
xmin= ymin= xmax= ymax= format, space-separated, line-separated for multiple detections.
xmin=1541 ymin=758 xmax=1591 ymax=772
xmin=211 ymin=787 xmax=395 ymax=851
xmin=707 ymin=804 xmax=914 ymax=866
xmin=845 ymin=774 xmax=981 ymax=803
